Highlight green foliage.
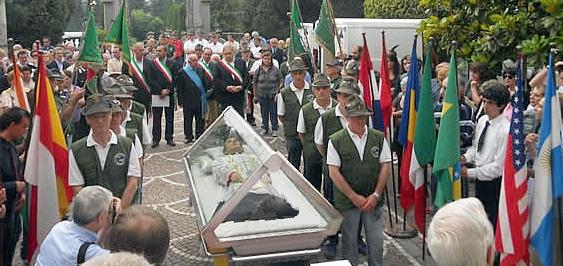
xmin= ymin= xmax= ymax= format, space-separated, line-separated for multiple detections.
xmin=418 ymin=0 xmax=563 ymax=70
xmin=162 ymin=0 xmax=187 ymax=33
xmin=130 ymin=9 xmax=164 ymax=41
xmin=364 ymin=0 xmax=426 ymax=19
xmin=7 ymin=0 xmax=75 ymax=46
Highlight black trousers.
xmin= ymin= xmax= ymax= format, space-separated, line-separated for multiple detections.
xmin=2 ymin=214 xmax=22 ymax=266
xmin=286 ymin=137 xmax=303 ymax=170
xmin=152 ymin=106 xmax=174 ymax=143
xmin=183 ymin=106 xmax=204 ymax=141
xmin=304 ymin=154 xmax=323 ymax=192
xmin=475 ymin=178 xmax=501 ymax=230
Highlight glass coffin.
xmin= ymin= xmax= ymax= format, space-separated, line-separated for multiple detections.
xmin=183 ymin=107 xmax=342 ymax=257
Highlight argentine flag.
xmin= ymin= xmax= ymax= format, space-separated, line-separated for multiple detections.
xmin=530 ymin=50 xmax=562 ymax=266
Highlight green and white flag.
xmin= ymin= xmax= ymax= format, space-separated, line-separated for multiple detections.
xmin=315 ymin=0 xmax=336 ymax=58
xmin=289 ymin=0 xmax=306 ymax=61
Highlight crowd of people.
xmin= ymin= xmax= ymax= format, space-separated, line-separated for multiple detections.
xmin=0 ymin=27 xmax=561 ymax=266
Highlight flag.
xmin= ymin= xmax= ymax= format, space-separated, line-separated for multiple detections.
xmin=495 ymin=54 xmax=529 ymax=265
xmin=358 ymin=34 xmax=381 ymax=129
xmin=24 ymin=52 xmax=72 ymax=260
xmin=288 ymin=0 xmax=306 ymax=60
xmin=105 ymin=0 xmax=131 ymax=63
xmin=379 ymin=32 xmax=393 ymax=133
xmin=408 ymin=41 xmax=436 ymax=232
xmin=315 ymin=0 xmax=336 ymax=58
xmin=398 ymin=36 xmax=420 ymax=215
xmin=432 ymin=49 xmax=461 ymax=208
xmin=78 ymin=11 xmax=103 ymax=94
xmin=530 ymin=49 xmax=562 ymax=266
xmin=11 ymin=61 xmax=31 ymax=111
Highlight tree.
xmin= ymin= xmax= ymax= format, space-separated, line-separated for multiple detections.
xmin=130 ymin=9 xmax=164 ymax=41
xmin=364 ymin=0 xmax=426 ymax=19
xmin=418 ymin=0 xmax=563 ymax=69
xmin=162 ymin=0 xmax=186 ymax=33
xmin=7 ymin=0 xmax=76 ymax=46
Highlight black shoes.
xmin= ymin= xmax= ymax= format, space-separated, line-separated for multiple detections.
xmin=323 ymin=236 xmax=338 ymax=259
xmin=151 ymin=143 xmax=159 ymax=148
xmin=166 ymin=141 xmax=176 ymax=147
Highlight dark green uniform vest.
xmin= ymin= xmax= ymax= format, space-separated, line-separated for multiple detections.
xmin=131 ymin=101 xmax=146 ymax=117
xmin=125 ymin=112 xmax=144 ymax=144
xmin=281 ymin=87 xmax=313 ymax=139
xmin=72 ymin=135 xmax=137 ymax=201
xmin=301 ymin=101 xmax=337 ymax=160
xmin=124 ymin=128 xmax=138 ymax=142
xmin=321 ymin=107 xmax=344 ymax=154
xmin=329 ymin=128 xmax=384 ymax=210
xmin=330 ymin=75 xmax=342 ymax=99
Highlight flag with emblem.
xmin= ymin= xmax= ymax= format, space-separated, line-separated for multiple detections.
xmin=530 ymin=49 xmax=562 ymax=266
xmin=495 ymin=53 xmax=529 ymax=265
xmin=432 ymin=49 xmax=461 ymax=207
xmin=24 ymin=52 xmax=72 ymax=260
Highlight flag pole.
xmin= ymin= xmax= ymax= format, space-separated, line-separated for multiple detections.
xmin=422 ymin=164 xmax=428 ymax=260
xmin=327 ymin=0 xmax=343 ymax=58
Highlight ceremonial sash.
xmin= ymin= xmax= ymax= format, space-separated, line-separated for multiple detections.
xmin=130 ymin=57 xmax=150 ymax=93
xmin=153 ymin=58 xmax=173 ymax=84
xmin=198 ymin=60 xmax=214 ymax=81
xmin=220 ymin=59 xmax=243 ymax=84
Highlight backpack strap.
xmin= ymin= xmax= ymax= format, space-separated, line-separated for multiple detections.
xmin=77 ymin=242 xmax=94 ymax=264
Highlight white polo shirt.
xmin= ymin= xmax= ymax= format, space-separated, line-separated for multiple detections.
xmin=116 ymin=126 xmax=143 ymax=159
xmin=69 ymin=131 xmax=141 ymax=186
xmin=123 ymin=110 xmax=152 ymax=146
xmin=277 ymin=81 xmax=310 ymax=116
xmin=314 ymin=103 xmax=347 ymax=145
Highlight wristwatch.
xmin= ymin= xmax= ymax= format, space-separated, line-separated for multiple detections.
xmin=372 ymin=191 xmax=381 ymax=199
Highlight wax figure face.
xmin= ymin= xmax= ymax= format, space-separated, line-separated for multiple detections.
xmin=224 ymin=138 xmax=242 ymax=155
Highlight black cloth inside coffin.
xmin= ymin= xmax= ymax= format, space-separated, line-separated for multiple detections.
xmin=215 ymin=192 xmax=299 ymax=223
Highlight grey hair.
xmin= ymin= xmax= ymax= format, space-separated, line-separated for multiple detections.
xmin=81 ymin=252 xmax=152 ymax=266
xmin=72 ymin=186 xmax=113 ymax=226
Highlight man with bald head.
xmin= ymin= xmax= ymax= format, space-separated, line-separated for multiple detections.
xmin=130 ymin=42 xmax=153 ymax=112
xmin=269 ymin=38 xmax=285 ymax=64
xmin=212 ymin=45 xmax=247 ymax=115
xmin=176 ymin=53 xmax=212 ymax=143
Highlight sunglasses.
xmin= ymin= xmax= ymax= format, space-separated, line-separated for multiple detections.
xmin=503 ymin=75 xmax=514 ymax=79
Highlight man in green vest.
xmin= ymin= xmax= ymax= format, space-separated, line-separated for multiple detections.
xmin=114 ymin=74 xmax=148 ymax=119
xmin=313 ymin=76 xmax=362 ymax=259
xmin=276 ymin=59 xmax=313 ymax=169
xmin=326 ymin=95 xmax=391 ymax=266
xmin=325 ymin=59 xmax=343 ymax=100
xmin=297 ymin=73 xmax=336 ymax=191
xmin=68 ymin=95 xmax=142 ymax=209
xmin=108 ymin=98 xmax=144 ymax=171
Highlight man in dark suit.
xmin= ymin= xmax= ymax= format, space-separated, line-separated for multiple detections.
xmin=269 ymin=38 xmax=285 ymax=64
xmin=148 ymin=45 xmax=177 ymax=148
xmin=176 ymin=53 xmax=212 ymax=143
xmin=212 ymin=45 xmax=247 ymax=115
xmin=46 ymin=47 xmax=70 ymax=72
xmin=130 ymin=42 xmax=153 ymax=114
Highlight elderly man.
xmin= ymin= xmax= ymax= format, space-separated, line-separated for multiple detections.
xmin=326 ymin=59 xmax=343 ymax=99
xmin=103 ymin=205 xmax=170 ymax=265
xmin=129 ymin=42 xmax=153 ymax=112
xmin=213 ymin=45 xmax=247 ymax=115
xmin=36 ymin=186 xmax=115 ymax=265
xmin=269 ymin=38 xmax=285 ymax=63
xmin=326 ymin=95 xmax=391 ymax=266
xmin=69 ymin=95 xmax=141 ymax=209
xmin=47 ymin=47 xmax=70 ymax=72
xmin=297 ymin=74 xmax=336 ymax=191
xmin=427 ymin=197 xmax=494 ymax=266
xmin=277 ymin=59 xmax=313 ymax=169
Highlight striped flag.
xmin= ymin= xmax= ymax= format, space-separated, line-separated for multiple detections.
xmin=398 ymin=37 xmax=420 ymax=213
xmin=495 ymin=54 xmax=529 ymax=265
xmin=409 ymin=41 xmax=436 ymax=232
xmin=358 ymin=34 xmax=378 ymax=127
xmin=378 ymin=32 xmax=393 ymax=133
xmin=23 ymin=52 xmax=72 ymax=260
xmin=530 ymin=49 xmax=562 ymax=266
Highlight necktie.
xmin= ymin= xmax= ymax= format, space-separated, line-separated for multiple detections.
xmin=477 ymin=120 xmax=490 ymax=152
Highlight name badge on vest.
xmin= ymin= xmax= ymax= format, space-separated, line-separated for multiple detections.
xmin=114 ymin=152 xmax=127 ymax=166
xmin=371 ymin=146 xmax=380 ymax=158
xmin=306 ymin=94 xmax=314 ymax=102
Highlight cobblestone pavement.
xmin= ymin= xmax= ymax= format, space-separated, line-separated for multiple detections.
xmin=145 ymin=109 xmax=437 ymax=266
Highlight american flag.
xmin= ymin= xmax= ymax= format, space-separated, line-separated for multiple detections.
xmin=495 ymin=55 xmax=529 ymax=265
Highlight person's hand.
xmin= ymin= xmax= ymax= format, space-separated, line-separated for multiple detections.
xmin=160 ymin=89 xmax=169 ymax=99
xmin=470 ymin=80 xmax=479 ymax=91
xmin=0 ymin=188 xmax=6 ymax=204
xmin=70 ymin=88 xmax=85 ymax=103
xmin=112 ymin=197 xmax=122 ymax=213
xmin=15 ymin=193 xmax=26 ymax=211
xmin=351 ymin=193 xmax=368 ymax=209
xmin=360 ymin=194 xmax=378 ymax=212
xmin=525 ymin=133 xmax=539 ymax=145
xmin=226 ymin=86 xmax=234 ymax=93
xmin=461 ymin=166 xmax=468 ymax=178
xmin=15 ymin=181 xmax=26 ymax=193
xmin=230 ymin=172 xmax=244 ymax=183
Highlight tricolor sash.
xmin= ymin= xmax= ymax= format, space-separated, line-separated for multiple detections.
xmin=153 ymin=58 xmax=173 ymax=84
xmin=220 ymin=59 xmax=243 ymax=84
xmin=198 ymin=60 xmax=214 ymax=81
xmin=130 ymin=56 xmax=150 ymax=93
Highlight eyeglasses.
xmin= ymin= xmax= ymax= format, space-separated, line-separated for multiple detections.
xmin=503 ymin=75 xmax=514 ymax=79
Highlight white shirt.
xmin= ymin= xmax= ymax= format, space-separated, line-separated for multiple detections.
xmin=183 ymin=39 xmax=198 ymax=52
xmin=134 ymin=57 xmax=143 ymax=72
xmin=250 ymin=45 xmax=262 ymax=59
xmin=277 ymin=81 xmax=310 ymax=116
xmin=314 ymin=103 xmax=348 ymax=145
xmin=117 ymin=126 xmax=143 ymax=158
xmin=326 ymin=125 xmax=392 ymax=166
xmin=297 ymin=99 xmax=334 ymax=134
xmin=123 ymin=110 xmax=152 ymax=145
xmin=196 ymin=38 xmax=209 ymax=48
xmin=69 ymin=131 xmax=141 ymax=186
xmin=249 ymin=59 xmax=279 ymax=75
xmin=208 ymin=42 xmax=224 ymax=54
xmin=463 ymin=114 xmax=510 ymax=181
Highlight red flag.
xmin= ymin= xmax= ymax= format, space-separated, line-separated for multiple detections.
xmin=358 ymin=34 xmax=384 ymax=131
xmin=379 ymin=32 xmax=393 ymax=132
xmin=24 ymin=52 xmax=72 ymax=260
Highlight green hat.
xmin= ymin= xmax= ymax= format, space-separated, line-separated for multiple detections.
xmin=48 ymin=69 xmax=63 ymax=80
xmin=334 ymin=76 xmax=360 ymax=95
xmin=109 ymin=97 xmax=125 ymax=113
xmin=344 ymin=95 xmax=373 ymax=117
xmin=114 ymin=74 xmax=137 ymax=92
xmin=82 ymin=94 xmax=113 ymax=116
xmin=289 ymin=59 xmax=308 ymax=72
xmin=104 ymin=83 xmax=133 ymax=99
xmin=312 ymin=73 xmax=330 ymax=87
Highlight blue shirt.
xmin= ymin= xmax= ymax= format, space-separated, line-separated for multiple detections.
xmin=35 ymin=220 xmax=109 ymax=266
xmin=284 ymin=72 xmax=312 ymax=88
